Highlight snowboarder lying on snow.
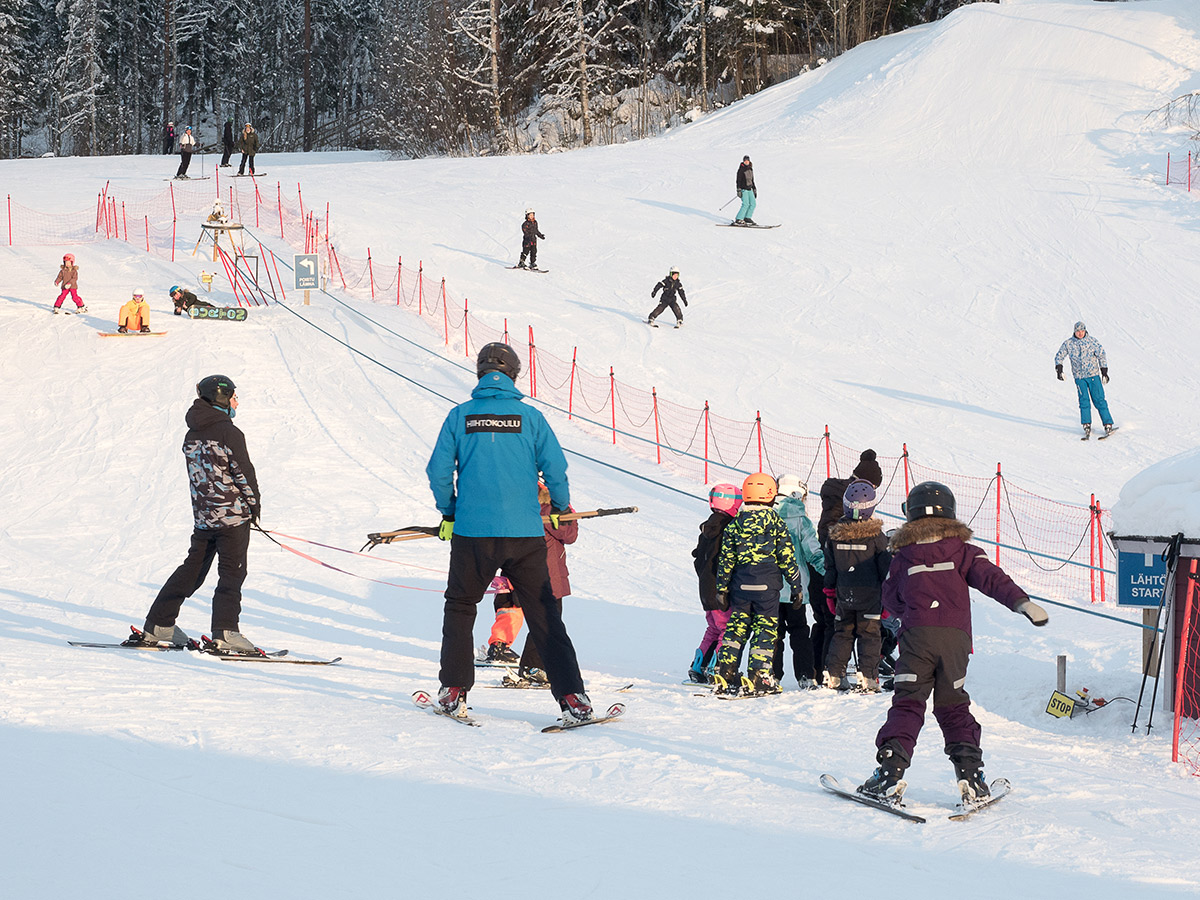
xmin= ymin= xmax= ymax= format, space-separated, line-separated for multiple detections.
xmin=646 ymin=267 xmax=687 ymax=327
xmin=117 ymin=290 xmax=151 ymax=333
xmin=171 ymin=284 xmax=216 ymax=316
xmin=517 ymin=208 xmax=544 ymax=269
xmin=857 ymin=481 xmax=1048 ymax=807
xmin=1054 ymin=320 xmax=1115 ymax=440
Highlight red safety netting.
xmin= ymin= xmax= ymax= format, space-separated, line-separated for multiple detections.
xmin=1172 ymin=560 xmax=1200 ymax=775
xmin=1165 ymin=150 xmax=1200 ymax=191
xmin=6 ymin=173 xmax=1117 ymax=608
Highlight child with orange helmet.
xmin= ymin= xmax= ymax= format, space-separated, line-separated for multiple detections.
xmin=711 ymin=473 xmax=801 ymax=695
xmin=687 ymin=483 xmax=743 ymax=683
xmin=53 ymin=253 xmax=86 ymax=313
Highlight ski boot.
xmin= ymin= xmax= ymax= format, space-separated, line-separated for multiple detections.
xmin=712 ymin=664 xmax=740 ymax=696
xmin=136 ymin=623 xmax=191 ymax=647
xmin=1103 ymin=424 xmax=1115 ymax=437
xmin=76 ymin=305 xmax=87 ymax=313
xmin=486 ymin=641 xmax=520 ymax=664
xmin=209 ymin=630 xmax=259 ymax=654
xmin=743 ymin=670 xmax=781 ymax=695
xmin=559 ymin=692 xmax=594 ymax=725
xmin=1081 ymin=423 xmax=1091 ymax=440
xmin=858 ymin=742 xmax=908 ymax=802
xmin=949 ymin=742 xmax=990 ymax=803
xmin=743 ymin=218 xmax=757 ymax=226
xmin=438 ymin=686 xmax=469 ymax=718
xmin=517 ymin=666 xmax=549 ymax=685
xmin=824 ymin=671 xmax=852 ymax=691
xmin=673 ymin=320 xmax=683 ymax=329
xmin=117 ymin=325 xmax=129 ymax=333
xmin=857 ymin=672 xmax=882 ymax=693
xmin=687 ymin=649 xmax=710 ymax=684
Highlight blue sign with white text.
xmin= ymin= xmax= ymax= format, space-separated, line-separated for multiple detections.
xmin=1117 ymin=549 xmax=1167 ymax=607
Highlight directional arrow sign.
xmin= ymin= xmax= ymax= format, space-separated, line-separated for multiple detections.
xmin=293 ymin=254 xmax=319 ymax=291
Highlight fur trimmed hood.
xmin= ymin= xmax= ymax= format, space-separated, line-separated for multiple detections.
xmin=829 ymin=517 xmax=883 ymax=541
xmin=889 ymin=517 xmax=972 ymax=551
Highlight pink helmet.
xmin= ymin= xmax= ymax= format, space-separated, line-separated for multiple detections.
xmin=708 ymin=483 xmax=742 ymax=516
xmin=63 ymin=253 xmax=75 ymax=265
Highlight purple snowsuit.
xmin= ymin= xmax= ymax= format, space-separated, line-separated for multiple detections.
xmin=875 ymin=516 xmax=1028 ymax=767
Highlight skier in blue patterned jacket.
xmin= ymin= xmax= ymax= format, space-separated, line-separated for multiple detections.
xmin=141 ymin=375 xmax=261 ymax=653
xmin=1054 ymin=320 xmax=1115 ymax=439
xmin=425 ymin=342 xmax=593 ymax=724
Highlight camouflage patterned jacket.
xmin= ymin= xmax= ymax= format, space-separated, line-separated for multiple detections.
xmin=180 ymin=398 xmax=260 ymax=530
xmin=715 ymin=504 xmax=801 ymax=593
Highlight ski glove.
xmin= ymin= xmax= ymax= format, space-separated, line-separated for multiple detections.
xmin=1055 ymin=365 xmax=1063 ymax=381
xmin=1101 ymin=367 xmax=1109 ymax=384
xmin=824 ymin=588 xmax=837 ymax=615
xmin=682 ymin=297 xmax=688 ymax=307
xmin=715 ymin=590 xmax=729 ymax=611
xmin=547 ymin=508 xmax=563 ymax=529
xmin=1016 ymin=599 xmax=1049 ymax=627
xmin=438 ymin=516 xmax=454 ymax=541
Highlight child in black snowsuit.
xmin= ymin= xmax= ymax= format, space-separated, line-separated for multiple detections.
xmin=687 ymin=483 xmax=743 ymax=683
xmin=823 ymin=478 xmax=891 ymax=692
xmin=647 ymin=267 xmax=687 ymax=327
xmin=518 ymin=209 xmax=545 ymax=269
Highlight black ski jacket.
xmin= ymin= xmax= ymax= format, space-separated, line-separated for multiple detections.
xmin=692 ymin=510 xmax=735 ymax=611
xmin=651 ymin=275 xmax=687 ymax=305
xmin=181 ymin=398 xmax=260 ymax=530
xmin=736 ymin=161 xmax=756 ymax=195
xmin=522 ymin=218 xmax=544 ymax=246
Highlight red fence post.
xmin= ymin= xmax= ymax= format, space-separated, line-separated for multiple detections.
xmin=1096 ymin=497 xmax=1106 ymax=603
xmin=568 ymin=347 xmax=577 ymax=420
xmin=121 ymin=201 xmax=128 ymax=241
xmin=1167 ymin=152 xmax=1171 ymax=186
xmin=902 ymin=443 xmax=910 ymax=497
xmin=254 ymin=178 xmax=261 ymax=229
xmin=824 ymin=425 xmax=831 ymax=479
xmin=463 ymin=298 xmax=470 ymax=357
xmin=1172 ymin=559 xmax=1200 ymax=762
xmin=755 ymin=411 xmax=763 ymax=471
xmin=396 ymin=257 xmax=402 ymax=305
xmin=278 ymin=182 xmax=284 ymax=239
xmin=144 ymin=216 xmax=149 ymax=253
xmin=367 ymin=248 xmax=375 ymax=300
xmin=7 ymin=194 xmax=11 ymax=246
xmin=653 ymin=389 xmax=661 ymax=464
xmin=297 ymin=183 xmax=304 ymax=223
xmin=1190 ymin=151 xmax=1193 ymax=193
xmin=994 ymin=462 xmax=1002 ymax=565
xmin=441 ymin=277 xmax=448 ymax=345
xmin=529 ymin=326 xmax=538 ymax=398
xmin=704 ymin=402 xmax=711 ymax=483
xmin=1089 ymin=493 xmax=1097 ymax=604
xmin=503 ymin=318 xmax=508 ymax=343
xmin=609 ymin=367 xmax=616 ymax=444
xmin=270 ymin=248 xmax=287 ymax=301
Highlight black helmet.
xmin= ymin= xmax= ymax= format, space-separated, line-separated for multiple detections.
xmin=903 ymin=481 xmax=955 ymax=522
xmin=476 ymin=342 xmax=521 ymax=380
xmin=196 ymin=374 xmax=237 ymax=408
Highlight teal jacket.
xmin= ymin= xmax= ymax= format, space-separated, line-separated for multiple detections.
xmin=426 ymin=373 xmax=569 ymax=537
xmin=775 ymin=494 xmax=825 ymax=596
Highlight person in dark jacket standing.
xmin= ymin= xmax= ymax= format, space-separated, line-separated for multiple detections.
xmin=646 ymin=267 xmax=687 ymax=328
xmin=733 ymin=155 xmax=757 ymax=225
xmin=858 ymin=482 xmax=1048 ymax=806
xmin=686 ymin=483 xmax=742 ymax=683
xmin=237 ymin=123 xmax=260 ymax=175
xmin=517 ymin=208 xmax=545 ymax=269
xmin=425 ymin=342 xmax=593 ymax=724
xmin=139 ymin=375 xmax=262 ymax=654
xmin=822 ymin=479 xmax=891 ymax=692
xmin=175 ymin=126 xmax=197 ymax=179
xmin=162 ymin=121 xmax=175 ymax=155
xmin=220 ymin=120 xmax=235 ymax=167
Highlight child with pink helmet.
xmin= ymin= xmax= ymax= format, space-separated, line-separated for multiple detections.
xmin=53 ymin=253 xmax=86 ymax=313
xmin=687 ymin=483 xmax=743 ymax=683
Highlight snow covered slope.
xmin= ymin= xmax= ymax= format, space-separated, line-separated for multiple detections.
xmin=2 ymin=1 xmax=1199 ymax=896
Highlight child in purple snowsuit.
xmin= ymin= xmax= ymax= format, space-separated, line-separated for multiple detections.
xmin=858 ymin=481 xmax=1048 ymax=805
xmin=687 ymin=483 xmax=742 ymax=683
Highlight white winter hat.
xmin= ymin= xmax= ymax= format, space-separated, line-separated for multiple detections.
xmin=777 ymin=473 xmax=807 ymax=499
xmin=132 ymin=288 xmax=146 ymax=298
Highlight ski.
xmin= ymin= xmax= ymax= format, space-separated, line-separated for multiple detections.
xmin=473 ymin=658 xmax=519 ymax=670
xmin=507 ymin=266 xmax=549 ymax=273
xmin=948 ymin=779 xmax=1012 ymax=820
xmin=165 ymin=177 xmax=211 ymax=182
xmin=819 ymin=774 xmax=926 ymax=823
xmin=232 ymin=173 xmax=265 ymax=177
xmin=98 ymin=331 xmax=167 ymax=337
xmin=1097 ymin=426 xmax=1119 ymax=441
xmin=716 ymin=223 xmax=781 ymax=229
xmin=197 ymin=635 xmax=338 ymax=665
xmin=69 ymin=626 xmax=287 ymax=657
xmin=485 ymin=672 xmax=551 ymax=690
xmin=541 ymin=702 xmax=625 ymax=733
xmin=412 ymin=690 xmax=480 ymax=726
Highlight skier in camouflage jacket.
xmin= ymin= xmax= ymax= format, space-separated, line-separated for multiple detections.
xmin=1054 ymin=320 xmax=1114 ymax=436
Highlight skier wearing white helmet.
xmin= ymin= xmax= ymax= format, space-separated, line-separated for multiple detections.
xmin=646 ymin=266 xmax=687 ymax=328
xmin=517 ymin=208 xmax=545 ymax=269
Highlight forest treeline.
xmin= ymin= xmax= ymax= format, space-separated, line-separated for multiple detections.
xmin=0 ymin=0 xmax=983 ymax=159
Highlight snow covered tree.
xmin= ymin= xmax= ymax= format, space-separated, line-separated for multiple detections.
xmin=54 ymin=0 xmax=109 ymax=154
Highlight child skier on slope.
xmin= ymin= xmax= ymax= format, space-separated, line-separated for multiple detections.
xmin=517 ymin=208 xmax=545 ymax=270
xmin=646 ymin=267 xmax=687 ymax=328
xmin=117 ymin=289 xmax=152 ymax=333
xmin=772 ymin=474 xmax=824 ymax=688
xmin=713 ymin=473 xmax=800 ymax=695
xmin=823 ymin=479 xmax=891 ymax=692
xmin=857 ymin=481 xmax=1048 ymax=807
xmin=687 ymin=483 xmax=742 ymax=684
xmin=53 ymin=253 xmax=86 ymax=313
xmin=484 ymin=575 xmax=522 ymax=664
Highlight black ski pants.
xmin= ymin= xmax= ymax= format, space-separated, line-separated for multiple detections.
xmin=806 ymin=566 xmax=836 ymax=676
xmin=220 ymin=144 xmax=233 ymax=166
xmin=440 ymin=535 xmax=584 ymax=698
xmin=519 ymin=239 xmax=538 ymax=268
xmin=145 ymin=522 xmax=251 ymax=633
xmin=238 ymin=153 xmax=256 ymax=175
xmin=520 ymin=595 xmax=563 ymax=672
xmin=826 ymin=609 xmax=882 ymax=680
xmin=176 ymin=151 xmax=193 ymax=178
xmin=648 ymin=298 xmax=683 ymax=323
xmin=772 ymin=596 xmax=814 ymax=683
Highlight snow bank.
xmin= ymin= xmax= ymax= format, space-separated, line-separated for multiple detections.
xmin=1112 ymin=446 xmax=1200 ymax=537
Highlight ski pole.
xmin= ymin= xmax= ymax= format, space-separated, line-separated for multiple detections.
xmin=719 ymin=196 xmax=739 ymax=211
xmin=363 ymin=507 xmax=639 ymax=551
xmin=1131 ymin=532 xmax=1183 ymax=733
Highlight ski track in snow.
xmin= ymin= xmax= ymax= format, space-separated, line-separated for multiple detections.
xmin=2 ymin=2 xmax=1200 ymax=896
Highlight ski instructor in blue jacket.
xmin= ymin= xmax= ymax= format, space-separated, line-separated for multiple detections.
xmin=426 ymin=342 xmax=594 ymax=724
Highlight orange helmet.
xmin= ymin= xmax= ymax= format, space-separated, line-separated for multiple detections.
xmin=741 ymin=472 xmax=777 ymax=504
